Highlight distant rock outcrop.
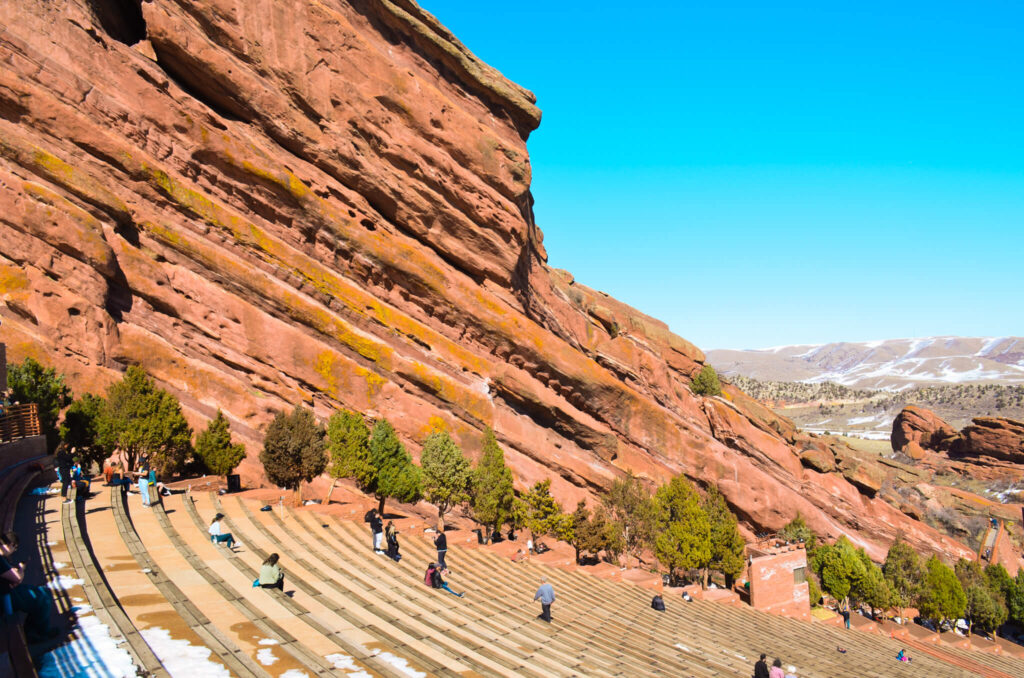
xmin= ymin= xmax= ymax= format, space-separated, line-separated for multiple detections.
xmin=891 ymin=405 xmax=959 ymax=454
xmin=0 ymin=0 xmax=994 ymax=565
xmin=952 ymin=417 xmax=1024 ymax=465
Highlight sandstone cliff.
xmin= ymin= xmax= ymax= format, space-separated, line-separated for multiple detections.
xmin=0 ymin=0 xmax=982 ymax=563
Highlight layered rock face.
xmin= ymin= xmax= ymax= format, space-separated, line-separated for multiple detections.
xmin=0 ymin=0 xmax=984 ymax=563
xmin=895 ymin=407 xmax=1024 ymax=469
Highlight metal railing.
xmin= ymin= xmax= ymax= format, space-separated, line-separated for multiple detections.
xmin=0 ymin=402 xmax=42 ymax=443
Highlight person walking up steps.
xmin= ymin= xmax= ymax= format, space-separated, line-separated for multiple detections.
xmin=208 ymin=513 xmax=236 ymax=549
xmin=434 ymin=529 xmax=448 ymax=571
xmin=534 ymin=576 xmax=555 ymax=622
xmin=365 ymin=509 xmax=384 ymax=553
xmin=839 ymin=596 xmax=851 ymax=629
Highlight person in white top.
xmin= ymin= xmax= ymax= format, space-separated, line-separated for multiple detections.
xmin=208 ymin=513 xmax=236 ymax=548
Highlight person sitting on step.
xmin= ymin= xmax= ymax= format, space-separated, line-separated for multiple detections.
xmin=1 ymin=532 xmax=58 ymax=642
xmin=259 ymin=553 xmax=285 ymax=590
xmin=769 ymin=658 xmax=785 ymax=678
xmin=424 ymin=562 xmax=463 ymax=597
xmin=208 ymin=513 xmax=236 ymax=548
xmin=651 ymin=594 xmax=666 ymax=611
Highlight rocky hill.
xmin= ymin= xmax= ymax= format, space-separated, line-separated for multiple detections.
xmin=0 ymin=0 xmax=1009 ymax=566
xmin=709 ymin=336 xmax=1024 ymax=390
xmin=729 ymin=375 xmax=1024 ymax=438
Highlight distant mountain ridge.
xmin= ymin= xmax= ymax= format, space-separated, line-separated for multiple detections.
xmin=708 ymin=336 xmax=1024 ymax=390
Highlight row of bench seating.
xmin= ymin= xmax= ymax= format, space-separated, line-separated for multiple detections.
xmin=16 ymin=477 xmax=1024 ymax=677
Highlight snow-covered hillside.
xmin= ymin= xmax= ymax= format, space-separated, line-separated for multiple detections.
xmin=708 ymin=336 xmax=1024 ymax=390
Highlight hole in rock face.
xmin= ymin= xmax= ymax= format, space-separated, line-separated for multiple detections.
xmin=86 ymin=0 xmax=147 ymax=45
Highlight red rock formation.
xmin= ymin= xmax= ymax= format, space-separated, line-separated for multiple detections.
xmin=952 ymin=418 xmax=1024 ymax=465
xmin=891 ymin=405 xmax=959 ymax=453
xmin=0 ymin=0 xmax=981 ymax=564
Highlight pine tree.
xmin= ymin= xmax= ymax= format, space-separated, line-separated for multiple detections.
xmin=366 ymin=418 xmax=421 ymax=515
xmin=957 ymin=558 xmax=1007 ymax=636
xmin=470 ymin=428 xmax=515 ymax=542
xmin=518 ymin=479 xmax=571 ymax=542
xmin=602 ymin=472 xmax=655 ymax=568
xmin=883 ymin=538 xmax=924 ymax=621
xmin=195 ymin=410 xmax=246 ymax=476
xmin=324 ymin=409 xmax=371 ymax=504
xmin=7 ymin=356 xmax=72 ymax=451
xmin=779 ymin=513 xmax=819 ymax=554
xmin=59 ymin=393 xmax=107 ymax=471
xmin=853 ymin=548 xmax=892 ymax=617
xmin=918 ymin=555 xmax=966 ymax=629
xmin=260 ymin=406 xmax=326 ymax=505
xmin=811 ymin=537 xmax=863 ymax=602
xmin=703 ymin=487 xmax=745 ymax=587
xmin=420 ymin=430 xmax=473 ymax=530
xmin=97 ymin=366 xmax=192 ymax=474
xmin=653 ymin=476 xmax=711 ymax=586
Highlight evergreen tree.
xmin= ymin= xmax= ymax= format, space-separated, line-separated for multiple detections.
xmin=918 ymin=555 xmax=966 ymax=628
xmin=366 ymin=418 xmax=421 ymax=515
xmin=194 ymin=410 xmax=246 ymax=476
xmin=602 ymin=472 xmax=655 ymax=567
xmin=7 ymin=356 xmax=72 ymax=450
xmin=653 ymin=476 xmax=711 ymax=586
xmin=690 ymin=365 xmax=722 ymax=397
xmin=420 ymin=430 xmax=473 ymax=530
xmin=518 ymin=479 xmax=572 ymax=542
xmin=811 ymin=537 xmax=863 ymax=602
xmin=324 ymin=409 xmax=371 ymax=504
xmin=1011 ymin=571 xmax=1024 ymax=625
xmin=97 ymin=366 xmax=192 ymax=474
xmin=853 ymin=548 xmax=892 ymax=617
xmin=957 ymin=559 xmax=1008 ymax=636
xmin=778 ymin=513 xmax=819 ymax=554
xmin=260 ymin=406 xmax=326 ymax=504
xmin=703 ymin=487 xmax=745 ymax=587
xmin=470 ymin=428 xmax=515 ymax=542
xmin=883 ymin=538 xmax=924 ymax=621
xmin=568 ymin=501 xmax=620 ymax=565
xmin=59 ymin=393 xmax=107 ymax=471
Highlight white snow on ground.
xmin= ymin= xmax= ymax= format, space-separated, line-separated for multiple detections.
xmin=47 ymin=575 xmax=84 ymax=591
xmin=280 ymin=671 xmax=311 ymax=678
xmin=256 ymin=648 xmax=278 ymax=666
xmin=257 ymin=638 xmax=279 ymax=645
xmin=71 ymin=604 xmax=93 ymax=615
xmin=674 ymin=643 xmax=694 ymax=653
xmin=847 ymin=415 xmax=880 ymax=425
xmin=325 ymin=653 xmax=373 ymax=677
xmin=140 ymin=627 xmax=231 ymax=678
xmin=38 ymin=614 xmax=137 ymax=678
xmin=52 ymin=561 xmax=67 ymax=569
xmin=372 ymin=650 xmax=427 ymax=678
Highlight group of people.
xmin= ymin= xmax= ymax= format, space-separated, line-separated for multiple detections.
xmin=753 ymin=654 xmax=798 ymax=678
xmin=364 ymin=509 xmax=561 ymax=620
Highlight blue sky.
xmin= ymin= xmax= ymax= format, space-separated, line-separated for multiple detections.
xmin=420 ymin=1 xmax=1024 ymax=350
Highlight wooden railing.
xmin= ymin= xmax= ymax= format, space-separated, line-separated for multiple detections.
xmin=0 ymin=402 xmax=42 ymax=443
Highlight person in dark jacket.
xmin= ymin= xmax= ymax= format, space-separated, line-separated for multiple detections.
xmin=651 ymin=594 xmax=665 ymax=611
xmin=55 ymin=444 xmax=73 ymax=503
xmin=754 ymin=653 xmax=770 ymax=678
xmin=364 ymin=509 xmax=384 ymax=553
xmin=385 ymin=521 xmax=401 ymax=561
xmin=424 ymin=563 xmax=463 ymax=597
xmin=434 ymin=529 xmax=448 ymax=571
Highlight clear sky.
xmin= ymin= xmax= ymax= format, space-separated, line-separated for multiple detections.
xmin=420 ymin=1 xmax=1024 ymax=350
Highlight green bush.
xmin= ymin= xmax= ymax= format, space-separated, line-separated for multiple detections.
xmin=690 ymin=365 xmax=722 ymax=397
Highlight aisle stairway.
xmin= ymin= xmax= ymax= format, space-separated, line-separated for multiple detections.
xmin=21 ymin=480 xmax=1024 ymax=678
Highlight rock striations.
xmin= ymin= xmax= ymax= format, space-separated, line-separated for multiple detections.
xmin=0 ymin=0 xmax=991 ymax=564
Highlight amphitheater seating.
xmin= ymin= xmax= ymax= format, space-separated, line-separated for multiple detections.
xmin=13 ymin=480 xmax=1024 ymax=677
